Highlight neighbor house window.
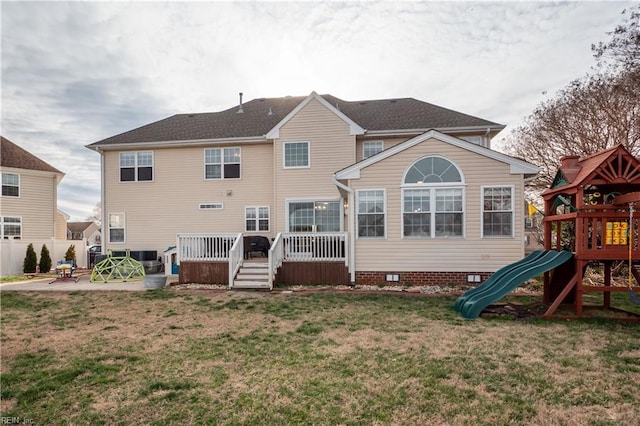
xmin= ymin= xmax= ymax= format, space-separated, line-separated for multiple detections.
xmin=245 ymin=207 xmax=270 ymax=232
xmin=283 ymin=141 xmax=310 ymax=168
xmin=482 ymin=186 xmax=514 ymax=237
xmin=1 ymin=216 xmax=21 ymax=239
xmin=363 ymin=141 xmax=384 ymax=159
xmin=108 ymin=213 xmax=125 ymax=243
xmin=120 ymin=152 xmax=153 ymax=182
xmin=205 ymin=147 xmax=241 ymax=179
xmin=357 ymin=190 xmax=385 ymax=238
xmin=288 ymin=201 xmax=341 ymax=232
xmin=402 ymin=156 xmax=465 ymax=238
xmin=2 ymin=173 xmax=19 ymax=197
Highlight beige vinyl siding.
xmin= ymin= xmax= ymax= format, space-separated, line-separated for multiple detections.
xmin=349 ymin=137 xmax=525 ymax=272
xmin=55 ymin=211 xmax=67 ymax=240
xmin=274 ymin=98 xmax=355 ymax=231
xmin=0 ymin=168 xmax=59 ymax=240
xmin=102 ymin=143 xmax=274 ymax=254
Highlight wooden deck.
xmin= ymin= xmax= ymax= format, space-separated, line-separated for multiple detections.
xmin=177 ymin=232 xmax=349 ymax=287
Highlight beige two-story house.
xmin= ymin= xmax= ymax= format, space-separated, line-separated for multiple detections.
xmin=0 ymin=136 xmax=71 ymax=275
xmin=1 ymin=136 xmax=66 ymax=241
xmin=87 ymin=92 xmax=538 ymax=288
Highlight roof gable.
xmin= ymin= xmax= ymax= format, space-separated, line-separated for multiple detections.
xmin=334 ymin=130 xmax=539 ymax=179
xmin=544 ymin=145 xmax=640 ymax=195
xmin=1 ymin=136 xmax=63 ymax=174
xmin=67 ymin=221 xmax=96 ymax=233
xmin=265 ymin=92 xmax=365 ymax=139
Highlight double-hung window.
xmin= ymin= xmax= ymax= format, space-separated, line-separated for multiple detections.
xmin=402 ymin=156 xmax=465 ymax=238
xmin=205 ymin=147 xmax=241 ymax=179
xmin=108 ymin=213 xmax=125 ymax=243
xmin=357 ymin=190 xmax=385 ymax=238
xmin=403 ymin=189 xmax=430 ymax=237
xmin=120 ymin=152 xmax=153 ymax=182
xmin=2 ymin=173 xmax=19 ymax=197
xmin=245 ymin=207 xmax=270 ymax=232
xmin=283 ymin=141 xmax=309 ymax=168
xmin=482 ymin=186 xmax=514 ymax=237
xmin=1 ymin=217 xmax=21 ymax=239
xmin=363 ymin=141 xmax=383 ymax=159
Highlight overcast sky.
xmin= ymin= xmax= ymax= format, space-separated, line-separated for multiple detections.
xmin=1 ymin=1 xmax=635 ymax=221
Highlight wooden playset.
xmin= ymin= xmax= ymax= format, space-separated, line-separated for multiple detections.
xmin=542 ymin=144 xmax=640 ymax=319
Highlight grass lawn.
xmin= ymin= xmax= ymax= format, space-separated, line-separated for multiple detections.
xmin=1 ymin=289 xmax=639 ymax=425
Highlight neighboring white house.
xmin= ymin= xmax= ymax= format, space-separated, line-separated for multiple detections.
xmin=67 ymin=221 xmax=101 ymax=246
xmin=86 ymin=92 xmax=538 ymax=287
xmin=0 ymin=136 xmax=86 ymax=275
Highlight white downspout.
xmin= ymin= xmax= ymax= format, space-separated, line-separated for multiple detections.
xmin=332 ymin=175 xmax=356 ymax=284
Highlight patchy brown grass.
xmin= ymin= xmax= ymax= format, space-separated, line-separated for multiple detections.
xmin=1 ymin=290 xmax=639 ymax=425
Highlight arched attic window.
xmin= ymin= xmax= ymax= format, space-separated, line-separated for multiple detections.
xmin=404 ymin=156 xmax=462 ymax=184
xmin=402 ymin=156 xmax=464 ymax=238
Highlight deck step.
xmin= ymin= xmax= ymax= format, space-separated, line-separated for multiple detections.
xmin=236 ymin=273 xmax=269 ymax=281
xmin=242 ymin=262 xmax=268 ymax=268
xmin=232 ymin=281 xmax=271 ymax=289
xmin=232 ymin=261 xmax=272 ymax=289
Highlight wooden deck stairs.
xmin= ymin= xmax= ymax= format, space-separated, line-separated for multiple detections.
xmin=232 ymin=261 xmax=272 ymax=289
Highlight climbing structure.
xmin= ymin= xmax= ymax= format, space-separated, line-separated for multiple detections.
xmin=542 ymin=145 xmax=640 ymax=319
xmin=90 ymin=249 xmax=146 ymax=283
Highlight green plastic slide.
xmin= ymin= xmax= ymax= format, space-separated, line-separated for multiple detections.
xmin=454 ymin=250 xmax=545 ymax=312
xmin=457 ymin=250 xmax=574 ymax=319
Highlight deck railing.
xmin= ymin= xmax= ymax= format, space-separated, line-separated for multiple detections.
xmin=177 ymin=233 xmax=238 ymax=261
xmin=282 ymin=232 xmax=348 ymax=265
xmin=268 ymin=233 xmax=284 ymax=290
xmin=228 ymin=233 xmax=244 ymax=288
xmin=177 ymin=232 xmax=349 ymax=286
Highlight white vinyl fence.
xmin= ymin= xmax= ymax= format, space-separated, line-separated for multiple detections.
xmin=0 ymin=239 xmax=87 ymax=277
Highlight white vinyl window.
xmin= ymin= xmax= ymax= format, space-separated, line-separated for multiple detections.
xmin=283 ymin=141 xmax=310 ymax=168
xmin=363 ymin=141 xmax=384 ymax=159
xmin=403 ymin=189 xmax=430 ymax=237
xmin=357 ymin=190 xmax=385 ymax=238
xmin=245 ymin=207 xmax=270 ymax=232
xmin=205 ymin=147 xmax=241 ymax=179
xmin=482 ymin=186 xmax=514 ymax=237
xmin=108 ymin=213 xmax=125 ymax=243
xmin=2 ymin=173 xmax=19 ymax=197
xmin=459 ymin=135 xmax=483 ymax=145
xmin=287 ymin=201 xmax=341 ymax=232
xmin=402 ymin=156 xmax=465 ymax=238
xmin=120 ymin=152 xmax=153 ymax=182
xmin=1 ymin=216 xmax=21 ymax=239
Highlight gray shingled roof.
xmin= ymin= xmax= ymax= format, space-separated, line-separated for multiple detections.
xmin=88 ymin=94 xmax=503 ymax=147
xmin=1 ymin=136 xmax=63 ymax=173
xmin=67 ymin=221 xmax=96 ymax=234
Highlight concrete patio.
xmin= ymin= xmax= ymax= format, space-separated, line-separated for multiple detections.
xmin=0 ymin=273 xmax=179 ymax=292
